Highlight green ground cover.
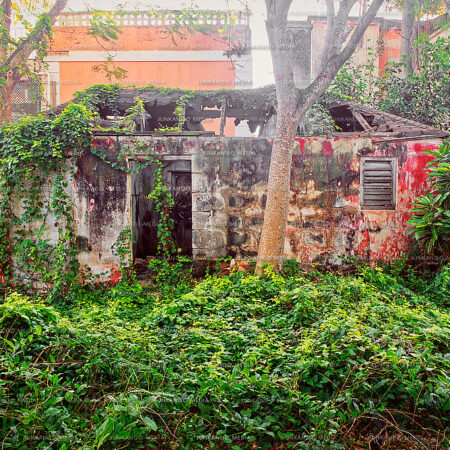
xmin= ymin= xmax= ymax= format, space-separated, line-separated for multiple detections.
xmin=1 ymin=260 xmax=449 ymax=449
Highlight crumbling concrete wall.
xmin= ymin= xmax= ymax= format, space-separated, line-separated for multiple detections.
xmin=283 ymin=137 xmax=441 ymax=265
xmin=191 ymin=138 xmax=272 ymax=260
xmin=74 ymin=137 xmax=129 ymax=274
xmin=68 ymin=134 xmax=442 ymax=274
xmin=73 ymin=136 xmax=196 ymax=275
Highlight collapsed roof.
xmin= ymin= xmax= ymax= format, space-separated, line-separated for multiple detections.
xmin=46 ymin=84 xmax=448 ymax=140
xmin=326 ymin=101 xmax=448 ymax=140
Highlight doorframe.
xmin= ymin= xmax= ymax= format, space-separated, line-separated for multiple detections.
xmin=126 ymin=155 xmax=192 ymax=262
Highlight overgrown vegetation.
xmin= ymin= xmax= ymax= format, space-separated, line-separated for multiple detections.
xmin=0 ymin=259 xmax=449 ymax=448
xmin=330 ymin=34 xmax=450 ymax=131
xmin=0 ymin=103 xmax=93 ymax=295
xmin=0 ymin=99 xmax=178 ymax=295
xmin=0 ymin=31 xmax=449 ymax=448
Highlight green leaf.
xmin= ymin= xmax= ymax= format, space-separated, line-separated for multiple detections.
xmin=95 ymin=416 xmax=115 ymax=448
xmin=142 ymin=416 xmax=157 ymax=431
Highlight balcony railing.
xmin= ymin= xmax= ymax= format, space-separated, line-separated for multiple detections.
xmin=55 ymin=10 xmax=249 ymax=28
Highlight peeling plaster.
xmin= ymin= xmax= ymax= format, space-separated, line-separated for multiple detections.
xmin=12 ymin=135 xmax=444 ymax=274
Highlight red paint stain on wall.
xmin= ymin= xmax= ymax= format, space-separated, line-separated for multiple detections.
xmin=296 ymin=138 xmax=307 ymax=153
xmin=321 ymin=140 xmax=334 ymax=156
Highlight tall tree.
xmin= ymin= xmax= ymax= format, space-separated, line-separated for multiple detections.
xmin=0 ymin=0 xmax=68 ymax=122
xmin=256 ymin=0 xmax=385 ymax=272
xmin=401 ymin=0 xmax=416 ymax=74
xmin=399 ymin=0 xmax=446 ymax=75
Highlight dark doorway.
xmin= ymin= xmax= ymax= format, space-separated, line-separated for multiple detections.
xmin=170 ymin=171 xmax=192 ymax=255
xmin=132 ymin=159 xmax=192 ymax=260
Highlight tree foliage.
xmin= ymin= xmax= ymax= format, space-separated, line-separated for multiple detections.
xmin=330 ymin=34 xmax=450 ymax=131
xmin=0 ymin=0 xmax=68 ymax=121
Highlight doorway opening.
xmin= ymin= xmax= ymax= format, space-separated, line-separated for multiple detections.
xmin=131 ymin=159 xmax=192 ymax=262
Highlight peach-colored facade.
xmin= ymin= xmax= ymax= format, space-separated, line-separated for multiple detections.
xmin=310 ymin=19 xmax=402 ymax=79
xmin=44 ymin=11 xmax=252 ymax=136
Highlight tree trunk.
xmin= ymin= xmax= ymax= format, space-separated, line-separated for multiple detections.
xmin=0 ymin=79 xmax=15 ymax=122
xmin=401 ymin=1 xmax=415 ymax=75
xmin=256 ymin=0 xmax=385 ymax=273
xmin=256 ymin=105 xmax=299 ymax=271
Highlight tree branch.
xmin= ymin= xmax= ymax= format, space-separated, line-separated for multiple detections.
xmin=0 ymin=0 xmax=12 ymax=60
xmin=303 ymin=0 xmax=384 ymax=113
xmin=265 ymin=0 xmax=295 ymax=104
xmin=264 ymin=0 xmax=292 ymax=19
xmin=6 ymin=0 xmax=68 ymax=68
xmin=320 ymin=0 xmax=336 ymax=70
xmin=328 ymin=0 xmax=358 ymax=58
xmin=338 ymin=0 xmax=385 ymax=63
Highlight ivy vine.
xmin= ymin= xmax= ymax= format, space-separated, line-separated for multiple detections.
xmin=0 ymin=84 xmax=188 ymax=294
xmin=73 ymin=84 xmax=121 ymax=117
xmin=173 ymin=91 xmax=196 ymax=130
xmin=0 ymin=103 xmax=93 ymax=295
xmin=89 ymin=136 xmax=177 ymax=259
xmin=147 ymin=163 xmax=176 ymax=257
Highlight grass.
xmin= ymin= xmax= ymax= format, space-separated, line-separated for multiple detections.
xmin=0 ymin=260 xmax=449 ymax=449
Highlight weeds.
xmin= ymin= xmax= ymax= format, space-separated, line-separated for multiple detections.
xmin=0 ymin=262 xmax=449 ymax=448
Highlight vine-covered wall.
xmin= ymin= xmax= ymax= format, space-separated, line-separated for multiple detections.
xmin=52 ymin=134 xmax=444 ymax=275
xmin=2 ymin=127 xmax=443 ymax=287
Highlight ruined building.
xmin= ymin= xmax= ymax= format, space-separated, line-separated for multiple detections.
xmin=36 ymin=86 xmax=447 ymax=274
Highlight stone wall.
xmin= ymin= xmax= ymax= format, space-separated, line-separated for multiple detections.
xmin=69 ymin=134 xmax=442 ymax=274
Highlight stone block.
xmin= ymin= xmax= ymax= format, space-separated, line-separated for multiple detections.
xmin=192 ymin=174 xmax=208 ymax=193
xmin=303 ymin=231 xmax=325 ymax=246
xmin=192 ymin=193 xmax=214 ymax=212
xmin=193 ymin=247 xmax=227 ymax=259
xmin=192 ymin=193 xmax=225 ymax=212
xmin=229 ymin=231 xmax=248 ymax=246
xmin=192 ymin=211 xmax=211 ymax=229
xmin=192 ymin=229 xmax=226 ymax=249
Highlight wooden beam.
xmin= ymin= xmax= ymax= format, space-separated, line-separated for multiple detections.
xmin=187 ymin=107 xmax=266 ymax=120
xmin=351 ymin=108 xmax=373 ymax=131
xmin=219 ymin=98 xmax=227 ymax=136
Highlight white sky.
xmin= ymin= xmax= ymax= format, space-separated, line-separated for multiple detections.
xmin=17 ymin=0 xmax=403 ymax=87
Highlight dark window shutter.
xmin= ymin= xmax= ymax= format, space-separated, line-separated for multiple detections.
xmin=361 ymin=158 xmax=396 ymax=210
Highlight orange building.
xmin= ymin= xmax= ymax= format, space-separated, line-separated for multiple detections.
xmin=307 ymin=17 xmax=402 ymax=82
xmin=44 ymin=10 xmax=252 ymax=136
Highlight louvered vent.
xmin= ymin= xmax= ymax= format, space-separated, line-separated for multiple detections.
xmin=361 ymin=158 xmax=396 ymax=210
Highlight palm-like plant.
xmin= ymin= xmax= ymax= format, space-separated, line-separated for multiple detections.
xmin=407 ymin=142 xmax=450 ymax=255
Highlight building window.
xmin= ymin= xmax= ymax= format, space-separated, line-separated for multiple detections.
xmin=12 ymin=79 xmax=41 ymax=120
xmin=360 ymin=157 xmax=397 ymax=210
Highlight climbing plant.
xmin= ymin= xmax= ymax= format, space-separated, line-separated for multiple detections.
xmin=0 ymin=96 xmax=181 ymax=295
xmin=173 ymin=91 xmax=196 ymax=130
xmin=147 ymin=163 xmax=176 ymax=258
xmin=120 ymin=97 xmax=148 ymax=131
xmin=73 ymin=84 xmax=122 ymax=117
xmin=2 ymin=80 xmax=269 ymax=292
xmin=0 ymin=103 xmax=93 ymax=294
xmin=89 ymin=136 xmax=178 ymax=259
